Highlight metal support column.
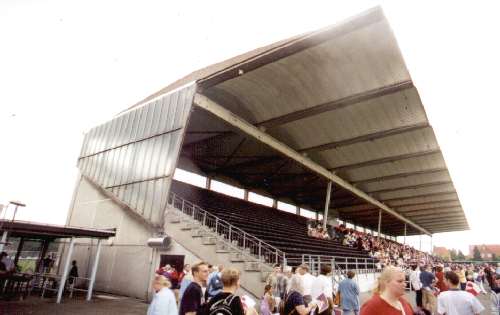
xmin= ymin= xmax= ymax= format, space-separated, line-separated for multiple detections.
xmin=296 ymin=206 xmax=300 ymax=215
xmin=430 ymin=235 xmax=433 ymax=254
xmin=57 ymin=237 xmax=76 ymax=304
xmin=377 ymin=209 xmax=382 ymax=238
xmin=13 ymin=237 xmax=24 ymax=266
xmin=272 ymin=199 xmax=278 ymax=209
xmin=0 ymin=231 xmax=8 ymax=252
xmin=323 ymin=181 xmax=332 ymax=230
xmin=243 ymin=189 xmax=249 ymax=201
xmin=403 ymin=224 xmax=407 ymax=245
xmin=35 ymin=239 xmax=49 ymax=273
xmin=206 ymin=177 xmax=212 ymax=190
xmin=86 ymin=239 xmax=102 ymax=301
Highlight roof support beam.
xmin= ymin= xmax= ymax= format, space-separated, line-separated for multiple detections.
xmin=429 ymin=226 xmax=469 ymax=233
xmin=408 ymin=213 xmax=465 ymax=221
xmin=381 ymin=191 xmax=457 ymax=203
xmin=395 ymin=201 xmax=461 ymax=212
xmin=351 ymin=168 xmax=448 ymax=185
xmin=257 ymin=80 xmax=414 ymax=129
xmin=399 ymin=206 xmax=463 ymax=215
xmin=330 ymin=148 xmax=441 ymax=172
xmin=193 ymin=93 xmax=431 ymax=235
xmin=299 ymin=122 xmax=428 ymax=154
xmin=334 ymin=204 xmax=378 ymax=212
xmin=421 ymin=220 xmax=468 ymax=227
xmin=366 ymin=181 xmax=452 ymax=194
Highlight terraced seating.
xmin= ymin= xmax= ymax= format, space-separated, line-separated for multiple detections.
xmin=171 ymin=180 xmax=374 ymax=264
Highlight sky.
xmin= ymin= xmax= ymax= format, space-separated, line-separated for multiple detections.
xmin=1 ymin=0 xmax=499 ymax=255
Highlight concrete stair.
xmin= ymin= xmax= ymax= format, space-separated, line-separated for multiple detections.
xmin=164 ymin=205 xmax=272 ymax=300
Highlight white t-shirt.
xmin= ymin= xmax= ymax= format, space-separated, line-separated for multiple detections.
xmin=301 ymin=273 xmax=316 ymax=296
xmin=311 ymin=274 xmax=333 ymax=299
xmin=409 ymin=270 xmax=422 ymax=290
xmin=437 ymin=290 xmax=484 ymax=315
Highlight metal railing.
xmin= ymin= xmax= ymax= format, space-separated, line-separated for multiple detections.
xmin=301 ymin=254 xmax=380 ymax=276
xmin=168 ymin=192 xmax=286 ymax=267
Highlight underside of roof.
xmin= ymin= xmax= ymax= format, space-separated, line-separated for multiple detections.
xmin=135 ymin=7 xmax=469 ymax=236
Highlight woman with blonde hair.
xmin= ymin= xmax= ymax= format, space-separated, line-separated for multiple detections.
xmin=148 ymin=275 xmax=178 ymax=315
xmin=360 ymin=266 xmax=414 ymax=315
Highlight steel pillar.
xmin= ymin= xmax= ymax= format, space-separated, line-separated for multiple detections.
xmin=86 ymin=239 xmax=102 ymax=301
xmin=323 ymin=181 xmax=332 ymax=230
xmin=0 ymin=231 xmax=8 ymax=252
xmin=377 ymin=209 xmax=382 ymax=238
xmin=403 ymin=224 xmax=407 ymax=245
xmin=57 ymin=237 xmax=75 ymax=304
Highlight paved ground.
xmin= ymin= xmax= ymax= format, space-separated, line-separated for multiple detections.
xmin=1 ymin=291 xmax=496 ymax=314
xmin=0 ymin=293 xmax=148 ymax=315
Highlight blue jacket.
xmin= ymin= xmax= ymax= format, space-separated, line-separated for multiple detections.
xmin=338 ymin=278 xmax=360 ymax=311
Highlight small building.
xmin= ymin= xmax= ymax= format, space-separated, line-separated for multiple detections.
xmin=469 ymin=244 xmax=500 ymax=260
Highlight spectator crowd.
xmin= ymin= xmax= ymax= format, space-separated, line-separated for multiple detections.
xmin=148 ymin=258 xmax=499 ymax=315
xmin=307 ymin=220 xmax=441 ymax=269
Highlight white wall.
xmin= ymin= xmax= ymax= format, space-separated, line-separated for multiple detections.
xmin=65 ymin=174 xmax=208 ymax=300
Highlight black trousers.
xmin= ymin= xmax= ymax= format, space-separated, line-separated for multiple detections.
xmin=415 ymin=289 xmax=423 ymax=307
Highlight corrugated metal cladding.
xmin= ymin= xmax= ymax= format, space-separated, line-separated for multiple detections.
xmin=77 ymin=84 xmax=196 ymax=226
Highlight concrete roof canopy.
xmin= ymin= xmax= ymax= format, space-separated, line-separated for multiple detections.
xmin=130 ymin=7 xmax=468 ymax=236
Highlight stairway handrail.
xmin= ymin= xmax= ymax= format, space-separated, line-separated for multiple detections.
xmin=169 ymin=192 xmax=286 ymax=265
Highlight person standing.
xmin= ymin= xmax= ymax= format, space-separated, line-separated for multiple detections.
xmin=179 ymin=264 xmax=191 ymax=283
xmin=179 ymin=261 xmax=209 ymax=315
xmin=456 ymin=266 xmax=467 ymax=291
xmin=69 ymin=260 xmax=79 ymax=285
xmin=266 ymin=264 xmax=283 ymax=302
xmin=261 ymin=284 xmax=275 ymax=315
xmin=338 ymin=271 xmax=360 ymax=315
xmin=311 ymin=265 xmax=334 ymax=315
xmin=360 ymin=267 xmax=413 ymax=315
xmin=283 ymin=275 xmax=317 ymax=315
xmin=207 ymin=264 xmax=224 ymax=299
xmin=420 ymin=265 xmax=437 ymax=314
xmin=435 ymin=266 xmax=448 ymax=293
xmin=148 ymin=275 xmax=178 ymax=315
xmin=298 ymin=264 xmax=315 ymax=305
xmin=437 ymin=271 xmax=484 ymax=315
xmin=179 ymin=266 xmax=194 ymax=302
xmin=409 ymin=265 xmax=423 ymax=309
xmin=201 ymin=268 xmax=247 ymax=315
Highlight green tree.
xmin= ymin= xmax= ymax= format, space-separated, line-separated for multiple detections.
xmin=457 ymin=250 xmax=466 ymax=261
xmin=473 ymin=246 xmax=483 ymax=261
xmin=450 ymin=249 xmax=458 ymax=261
xmin=492 ymin=253 xmax=498 ymax=261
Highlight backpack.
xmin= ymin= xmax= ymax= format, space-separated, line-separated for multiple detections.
xmin=208 ymin=294 xmax=237 ymax=315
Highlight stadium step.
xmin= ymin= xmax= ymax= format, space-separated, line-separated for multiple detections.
xmin=215 ymin=242 xmax=232 ymax=253
xmin=230 ymin=252 xmax=246 ymax=262
xmin=191 ymin=228 xmax=207 ymax=238
xmin=202 ymin=236 xmax=217 ymax=245
xmin=244 ymin=261 xmax=261 ymax=272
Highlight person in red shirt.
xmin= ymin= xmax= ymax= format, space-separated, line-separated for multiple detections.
xmin=435 ymin=265 xmax=448 ymax=293
xmin=360 ymin=266 xmax=414 ymax=315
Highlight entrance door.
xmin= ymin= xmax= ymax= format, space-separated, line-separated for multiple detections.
xmin=159 ymin=254 xmax=185 ymax=289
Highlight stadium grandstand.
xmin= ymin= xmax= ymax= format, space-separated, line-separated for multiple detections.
xmin=64 ymin=6 xmax=469 ymax=301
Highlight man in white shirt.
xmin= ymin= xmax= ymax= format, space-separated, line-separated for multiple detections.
xmin=298 ymin=264 xmax=315 ymax=304
xmin=437 ymin=271 xmax=484 ymax=315
xmin=311 ymin=265 xmax=333 ymax=314
xmin=409 ymin=265 xmax=423 ymax=309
